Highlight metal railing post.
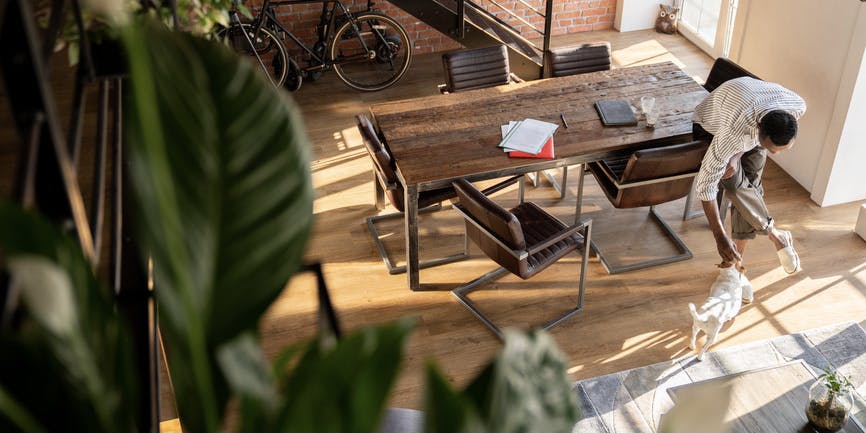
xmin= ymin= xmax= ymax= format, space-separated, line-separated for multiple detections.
xmin=457 ymin=0 xmax=465 ymax=39
xmin=542 ymin=0 xmax=554 ymax=78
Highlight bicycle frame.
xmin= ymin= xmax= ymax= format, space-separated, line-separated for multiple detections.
xmin=247 ymin=0 xmax=376 ymax=71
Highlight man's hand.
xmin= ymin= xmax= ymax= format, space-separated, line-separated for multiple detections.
xmin=714 ymin=232 xmax=742 ymax=263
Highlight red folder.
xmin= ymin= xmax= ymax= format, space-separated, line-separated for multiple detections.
xmin=508 ymin=136 xmax=554 ymax=159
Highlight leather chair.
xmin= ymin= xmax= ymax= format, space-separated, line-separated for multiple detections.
xmin=534 ymin=41 xmax=612 ymax=199
xmin=357 ymin=114 xmax=522 ymax=274
xmin=450 ymin=178 xmax=591 ymax=339
xmin=703 ymin=57 xmax=759 ymax=92
xmin=439 ymin=45 xmax=523 ymax=94
xmin=546 ymin=41 xmax=612 ymax=77
xmin=577 ymin=141 xmax=708 ymax=274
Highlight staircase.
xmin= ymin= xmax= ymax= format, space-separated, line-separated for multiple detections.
xmin=385 ymin=0 xmax=553 ymax=80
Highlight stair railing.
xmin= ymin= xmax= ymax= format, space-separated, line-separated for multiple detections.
xmin=455 ymin=0 xmax=554 ymax=76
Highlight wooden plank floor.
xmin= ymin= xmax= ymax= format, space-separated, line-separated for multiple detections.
xmin=268 ymin=28 xmax=866 ymax=412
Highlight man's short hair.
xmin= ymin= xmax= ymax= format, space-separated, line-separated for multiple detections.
xmin=759 ymin=110 xmax=798 ymax=146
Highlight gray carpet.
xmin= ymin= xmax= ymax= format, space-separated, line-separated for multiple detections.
xmin=572 ymin=322 xmax=866 ymax=433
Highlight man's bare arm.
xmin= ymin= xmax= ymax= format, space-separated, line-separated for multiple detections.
xmin=702 ymin=199 xmax=741 ymax=263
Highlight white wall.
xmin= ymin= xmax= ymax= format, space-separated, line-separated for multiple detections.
xmin=615 ymin=0 xmax=673 ymax=32
xmin=728 ymin=0 xmax=866 ymax=206
xmin=812 ymin=10 xmax=866 ymax=206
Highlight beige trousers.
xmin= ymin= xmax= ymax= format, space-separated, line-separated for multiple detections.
xmin=720 ymin=147 xmax=774 ymax=240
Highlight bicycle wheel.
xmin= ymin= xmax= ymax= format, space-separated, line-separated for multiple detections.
xmin=217 ymin=23 xmax=289 ymax=88
xmin=330 ymin=12 xmax=412 ymax=92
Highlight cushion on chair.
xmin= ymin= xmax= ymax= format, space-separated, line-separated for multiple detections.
xmin=443 ymin=45 xmax=511 ymax=93
xmin=704 ymin=57 xmax=760 ymax=92
xmin=547 ymin=42 xmax=611 ymax=77
xmin=511 ymin=202 xmax=583 ymax=279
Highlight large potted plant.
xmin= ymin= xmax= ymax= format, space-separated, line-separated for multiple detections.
xmin=0 ymin=4 xmax=581 ymax=432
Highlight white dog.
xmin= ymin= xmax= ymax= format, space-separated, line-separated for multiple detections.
xmin=688 ymin=264 xmax=754 ymax=361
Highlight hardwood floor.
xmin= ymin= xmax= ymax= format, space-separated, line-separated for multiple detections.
xmin=263 ymin=28 xmax=866 ymax=412
xmin=4 ymin=24 xmax=862 ymax=426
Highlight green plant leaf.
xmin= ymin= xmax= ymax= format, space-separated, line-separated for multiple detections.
xmin=423 ymin=363 xmax=485 ymax=433
xmin=424 ymin=329 xmax=580 ymax=433
xmin=121 ymin=17 xmax=313 ymax=432
xmin=0 ymin=201 xmax=140 ymax=432
xmin=216 ymin=333 xmax=277 ymax=405
xmin=485 ymin=329 xmax=580 ymax=433
xmin=274 ymin=318 xmax=415 ymax=432
xmin=0 ymin=384 xmax=46 ymax=433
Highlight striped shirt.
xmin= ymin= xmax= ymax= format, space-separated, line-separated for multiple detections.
xmin=693 ymin=77 xmax=806 ymax=201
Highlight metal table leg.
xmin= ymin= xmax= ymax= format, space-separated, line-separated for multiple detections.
xmin=404 ymin=184 xmax=420 ymax=290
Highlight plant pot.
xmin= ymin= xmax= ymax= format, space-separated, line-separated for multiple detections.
xmin=805 ymin=379 xmax=853 ymax=432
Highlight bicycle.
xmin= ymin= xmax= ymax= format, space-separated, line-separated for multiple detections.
xmin=218 ymin=0 xmax=412 ymax=92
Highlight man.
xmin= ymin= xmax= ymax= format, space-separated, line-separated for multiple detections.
xmin=692 ymin=76 xmax=806 ymax=273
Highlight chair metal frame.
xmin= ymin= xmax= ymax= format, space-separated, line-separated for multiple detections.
xmin=367 ymin=168 xmax=468 ymax=274
xmin=451 ymin=195 xmax=592 ymax=340
xmin=367 ymin=168 xmax=525 ymax=274
xmin=576 ymin=164 xmax=697 ymax=274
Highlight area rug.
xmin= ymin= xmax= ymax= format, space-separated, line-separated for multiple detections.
xmin=572 ymin=322 xmax=866 ymax=433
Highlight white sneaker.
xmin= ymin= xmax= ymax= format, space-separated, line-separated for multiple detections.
xmin=775 ymin=230 xmax=800 ymax=274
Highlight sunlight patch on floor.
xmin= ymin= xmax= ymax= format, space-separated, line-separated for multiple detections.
xmin=613 ymin=39 xmax=685 ymax=69
xmin=311 ymin=153 xmax=368 ymax=191
xmin=313 ymin=182 xmax=370 ymax=213
xmin=334 ymin=126 xmax=364 ymax=151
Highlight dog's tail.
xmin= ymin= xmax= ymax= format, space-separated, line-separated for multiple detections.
xmin=688 ymin=303 xmax=706 ymax=323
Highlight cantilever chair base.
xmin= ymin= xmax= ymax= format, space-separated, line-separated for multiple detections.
xmin=367 ymin=203 xmax=470 ymax=275
xmin=450 ymin=219 xmax=591 ymax=340
xmin=591 ymin=205 xmax=692 ymax=274
xmin=451 ymin=261 xmax=588 ymax=340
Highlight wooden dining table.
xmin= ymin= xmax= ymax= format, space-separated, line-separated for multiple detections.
xmin=369 ymin=61 xmax=708 ymax=291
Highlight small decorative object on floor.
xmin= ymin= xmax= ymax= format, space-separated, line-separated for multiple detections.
xmin=655 ymin=4 xmax=679 ymax=34
xmin=806 ymin=367 xmax=854 ymax=432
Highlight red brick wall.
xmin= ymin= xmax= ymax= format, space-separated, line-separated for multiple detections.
xmin=249 ymin=0 xmax=615 ymax=58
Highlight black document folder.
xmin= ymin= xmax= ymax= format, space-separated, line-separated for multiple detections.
xmin=594 ymin=99 xmax=638 ymax=126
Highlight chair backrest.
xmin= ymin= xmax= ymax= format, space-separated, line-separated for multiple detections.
xmin=703 ymin=57 xmax=760 ymax=92
xmin=442 ymin=45 xmax=511 ymax=93
xmin=357 ymin=113 xmax=413 ymax=211
xmin=547 ymin=42 xmax=611 ymax=77
xmin=452 ymin=178 xmax=525 ymax=252
xmin=356 ymin=114 xmax=397 ymax=184
xmin=606 ymin=141 xmax=708 ymax=208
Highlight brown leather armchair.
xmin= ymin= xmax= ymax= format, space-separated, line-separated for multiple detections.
xmin=356 ymin=114 xmax=522 ymax=274
xmin=577 ymin=141 xmax=708 ymax=274
xmin=534 ymin=41 xmax=612 ymax=199
xmin=439 ymin=45 xmax=523 ymax=94
xmin=450 ymin=178 xmax=591 ymax=339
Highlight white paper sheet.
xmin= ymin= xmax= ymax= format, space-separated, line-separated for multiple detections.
xmin=498 ymin=118 xmax=558 ymax=154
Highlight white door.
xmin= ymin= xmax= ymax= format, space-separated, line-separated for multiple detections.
xmin=678 ymin=0 xmax=738 ymax=58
